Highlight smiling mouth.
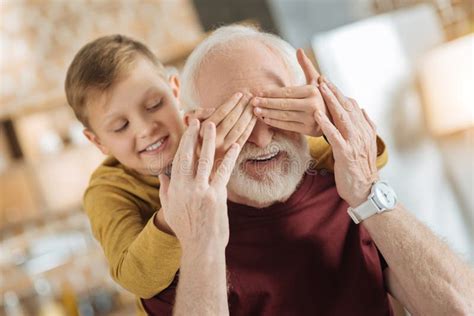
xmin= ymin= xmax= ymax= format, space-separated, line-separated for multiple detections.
xmin=139 ymin=136 xmax=168 ymax=154
xmin=246 ymin=150 xmax=280 ymax=163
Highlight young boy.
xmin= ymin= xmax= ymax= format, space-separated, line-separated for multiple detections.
xmin=65 ymin=34 xmax=387 ymax=314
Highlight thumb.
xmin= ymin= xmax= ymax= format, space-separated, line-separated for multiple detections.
xmin=296 ymin=48 xmax=320 ymax=86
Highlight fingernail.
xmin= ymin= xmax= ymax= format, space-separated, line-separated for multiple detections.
xmin=252 ymin=98 xmax=260 ymax=106
xmin=235 ymin=92 xmax=243 ymax=98
xmin=254 ymin=107 xmax=262 ymax=115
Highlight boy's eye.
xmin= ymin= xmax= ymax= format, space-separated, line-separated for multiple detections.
xmin=114 ymin=121 xmax=128 ymax=133
xmin=147 ymin=99 xmax=163 ymax=111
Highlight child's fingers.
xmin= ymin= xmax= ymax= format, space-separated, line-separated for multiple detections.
xmin=211 ymin=143 xmax=240 ymax=188
xmin=196 ymin=122 xmax=216 ymax=183
xmin=296 ymin=48 xmax=321 ymax=86
xmin=216 ymin=93 xmax=252 ymax=138
xmin=256 ymin=85 xmax=317 ymax=99
xmin=236 ymin=116 xmax=257 ymax=148
xmin=200 ymin=92 xmax=243 ymax=137
xmin=261 ymin=117 xmax=306 ymax=134
xmin=224 ymin=103 xmax=254 ymax=145
xmin=254 ymin=107 xmax=304 ymax=122
xmin=253 ymin=97 xmax=309 ymax=111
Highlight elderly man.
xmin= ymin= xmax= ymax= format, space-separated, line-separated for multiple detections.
xmin=147 ymin=25 xmax=474 ymax=315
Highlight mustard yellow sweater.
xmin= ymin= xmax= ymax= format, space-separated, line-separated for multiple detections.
xmin=83 ymin=136 xmax=388 ymax=313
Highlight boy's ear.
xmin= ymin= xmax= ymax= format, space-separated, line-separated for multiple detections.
xmin=169 ymin=75 xmax=180 ymax=99
xmin=83 ymin=128 xmax=110 ymax=155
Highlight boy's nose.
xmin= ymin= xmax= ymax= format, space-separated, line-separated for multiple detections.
xmin=247 ymin=120 xmax=274 ymax=148
xmin=137 ymin=118 xmax=157 ymax=139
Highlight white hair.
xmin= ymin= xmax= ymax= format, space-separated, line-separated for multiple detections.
xmin=180 ymin=24 xmax=306 ymax=111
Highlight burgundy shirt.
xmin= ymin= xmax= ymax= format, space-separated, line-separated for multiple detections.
xmin=142 ymin=171 xmax=393 ymax=316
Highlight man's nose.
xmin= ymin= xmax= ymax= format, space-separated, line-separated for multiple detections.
xmin=247 ymin=120 xmax=274 ymax=148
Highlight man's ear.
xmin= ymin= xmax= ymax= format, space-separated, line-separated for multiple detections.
xmin=182 ymin=112 xmax=191 ymax=126
xmin=83 ymin=128 xmax=110 ymax=155
xmin=169 ymin=75 xmax=180 ymax=99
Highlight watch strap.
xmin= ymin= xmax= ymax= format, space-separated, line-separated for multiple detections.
xmin=347 ymin=198 xmax=380 ymax=224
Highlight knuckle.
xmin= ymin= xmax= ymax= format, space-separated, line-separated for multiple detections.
xmin=285 ymin=87 xmax=292 ymax=97
xmin=216 ymin=107 xmax=228 ymax=118
xmin=308 ymin=85 xmax=318 ymax=96
xmin=198 ymin=157 xmax=211 ymax=168
xmin=202 ymin=192 xmax=217 ymax=204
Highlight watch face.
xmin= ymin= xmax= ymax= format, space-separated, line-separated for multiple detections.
xmin=373 ymin=181 xmax=397 ymax=209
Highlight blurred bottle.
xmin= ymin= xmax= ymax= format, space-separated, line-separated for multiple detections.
xmin=33 ymin=278 xmax=66 ymax=316
xmin=3 ymin=291 xmax=26 ymax=316
xmin=60 ymin=280 xmax=79 ymax=316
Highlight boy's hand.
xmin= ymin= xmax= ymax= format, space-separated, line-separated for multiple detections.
xmin=158 ymin=119 xmax=240 ymax=251
xmin=186 ymin=92 xmax=257 ymax=160
xmin=251 ymin=49 xmax=327 ymax=137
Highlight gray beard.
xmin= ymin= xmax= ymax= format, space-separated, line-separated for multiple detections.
xmin=227 ymin=135 xmax=312 ymax=208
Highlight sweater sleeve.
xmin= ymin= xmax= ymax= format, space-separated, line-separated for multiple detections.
xmin=83 ymin=185 xmax=181 ymax=298
xmin=308 ymin=135 xmax=388 ymax=171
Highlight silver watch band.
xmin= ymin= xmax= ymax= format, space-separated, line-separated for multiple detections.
xmin=347 ymin=198 xmax=380 ymax=224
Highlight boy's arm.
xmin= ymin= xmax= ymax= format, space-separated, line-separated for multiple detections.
xmin=307 ymin=135 xmax=388 ymax=171
xmin=84 ymin=185 xmax=181 ymax=298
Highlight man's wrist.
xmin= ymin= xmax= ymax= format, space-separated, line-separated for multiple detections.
xmin=348 ymin=190 xmax=371 ymax=208
xmin=181 ymin=241 xmax=227 ymax=270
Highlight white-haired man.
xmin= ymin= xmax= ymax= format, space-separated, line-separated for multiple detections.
xmin=145 ymin=25 xmax=474 ymax=315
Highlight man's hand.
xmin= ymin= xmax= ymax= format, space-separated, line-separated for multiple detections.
xmin=251 ymin=49 xmax=326 ymax=137
xmin=313 ymin=77 xmax=379 ymax=208
xmin=186 ymin=92 xmax=257 ymax=161
xmin=159 ymin=119 xmax=236 ymax=315
xmin=158 ymin=119 xmax=240 ymax=252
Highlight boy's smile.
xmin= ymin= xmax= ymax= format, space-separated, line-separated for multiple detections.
xmin=84 ymin=57 xmax=184 ymax=175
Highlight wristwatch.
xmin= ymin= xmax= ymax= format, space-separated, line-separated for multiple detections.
xmin=347 ymin=180 xmax=398 ymax=224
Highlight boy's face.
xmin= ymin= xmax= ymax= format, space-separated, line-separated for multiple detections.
xmin=84 ymin=57 xmax=184 ymax=176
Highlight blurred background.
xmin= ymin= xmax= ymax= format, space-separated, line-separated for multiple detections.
xmin=0 ymin=0 xmax=473 ymax=315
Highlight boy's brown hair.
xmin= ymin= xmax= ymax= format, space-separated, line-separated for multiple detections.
xmin=65 ymin=34 xmax=166 ymax=128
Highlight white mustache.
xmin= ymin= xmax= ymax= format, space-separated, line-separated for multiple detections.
xmin=237 ymin=135 xmax=294 ymax=164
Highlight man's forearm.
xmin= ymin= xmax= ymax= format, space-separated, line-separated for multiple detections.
xmin=173 ymin=243 xmax=229 ymax=316
xmin=363 ymin=204 xmax=474 ymax=315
